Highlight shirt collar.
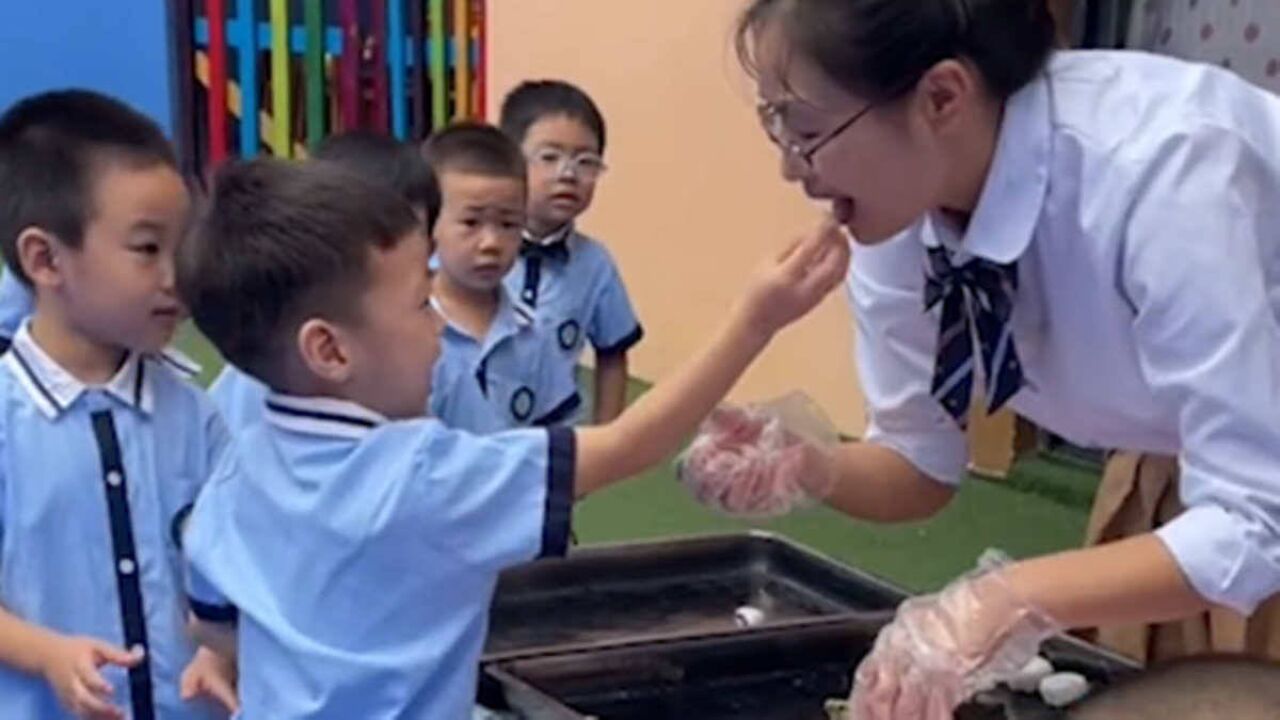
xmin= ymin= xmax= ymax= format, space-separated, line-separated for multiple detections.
xmin=263 ymin=393 xmax=388 ymax=440
xmin=521 ymin=223 xmax=576 ymax=253
xmin=3 ymin=321 xmax=154 ymax=420
xmin=433 ymin=285 xmax=534 ymax=356
xmin=926 ymin=69 xmax=1052 ymax=264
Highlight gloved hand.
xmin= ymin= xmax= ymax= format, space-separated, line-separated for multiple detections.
xmin=848 ymin=550 xmax=1062 ymax=720
xmin=677 ymin=392 xmax=838 ymax=517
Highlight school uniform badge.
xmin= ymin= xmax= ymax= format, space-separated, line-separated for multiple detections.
xmin=511 ymin=387 xmax=536 ymax=421
xmin=557 ymin=319 xmax=581 ymax=350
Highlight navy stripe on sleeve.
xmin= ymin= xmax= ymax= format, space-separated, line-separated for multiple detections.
xmin=188 ymin=597 xmax=239 ymax=624
xmin=539 ymin=427 xmax=576 ymax=558
xmin=593 ymin=324 xmax=644 ymax=356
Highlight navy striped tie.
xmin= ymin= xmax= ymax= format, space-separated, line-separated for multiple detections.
xmin=924 ymin=246 xmax=1023 ymax=427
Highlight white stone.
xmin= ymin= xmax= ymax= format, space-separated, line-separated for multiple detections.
xmin=1007 ymin=655 xmax=1054 ymax=692
xmin=1039 ymin=671 xmax=1089 ymax=707
xmin=734 ymin=605 xmax=765 ymax=628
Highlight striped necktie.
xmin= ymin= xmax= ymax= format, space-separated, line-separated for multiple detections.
xmin=924 ymin=245 xmax=1023 ymax=427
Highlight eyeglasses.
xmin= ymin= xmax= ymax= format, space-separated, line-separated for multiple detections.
xmin=528 ymin=147 xmax=608 ymax=181
xmin=757 ymin=100 xmax=874 ymax=174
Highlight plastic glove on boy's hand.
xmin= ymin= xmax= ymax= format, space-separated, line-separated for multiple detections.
xmin=848 ymin=551 xmax=1062 ymax=720
xmin=678 ymin=392 xmax=838 ymax=517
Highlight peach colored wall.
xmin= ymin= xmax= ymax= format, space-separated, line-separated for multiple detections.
xmin=488 ymin=0 xmax=867 ymax=434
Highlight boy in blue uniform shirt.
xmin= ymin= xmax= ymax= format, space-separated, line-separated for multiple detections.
xmin=176 ymin=157 xmax=847 ymax=719
xmin=423 ymin=123 xmax=580 ymax=432
xmin=207 ymin=131 xmax=441 ymax=431
xmin=500 ymin=81 xmax=642 ymax=424
xmin=0 ymin=90 xmax=236 ymax=719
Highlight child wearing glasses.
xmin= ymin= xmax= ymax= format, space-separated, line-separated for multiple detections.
xmin=499 ymin=81 xmax=643 ymax=425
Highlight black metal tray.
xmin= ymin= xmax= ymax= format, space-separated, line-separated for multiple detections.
xmin=486 ymin=619 xmax=1138 ymax=720
xmin=485 ymin=532 xmax=908 ymax=662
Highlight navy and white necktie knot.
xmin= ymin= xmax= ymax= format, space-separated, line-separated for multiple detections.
xmin=924 ymin=245 xmax=1023 ymax=427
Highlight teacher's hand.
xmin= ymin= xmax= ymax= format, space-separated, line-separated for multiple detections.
xmin=849 ymin=551 xmax=1060 ymax=720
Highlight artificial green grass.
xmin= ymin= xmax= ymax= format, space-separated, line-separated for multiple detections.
xmin=177 ymin=327 xmax=1099 ymax=594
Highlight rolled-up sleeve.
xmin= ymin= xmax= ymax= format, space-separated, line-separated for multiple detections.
xmin=848 ymin=236 xmax=968 ymax=486
xmin=1122 ymin=126 xmax=1280 ymax=614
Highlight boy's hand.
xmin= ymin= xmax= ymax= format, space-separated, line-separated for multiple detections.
xmin=739 ymin=219 xmax=850 ymax=339
xmin=180 ymin=646 xmax=238 ymax=715
xmin=848 ymin=551 xmax=1060 ymax=719
xmin=40 ymin=635 xmax=142 ymax=720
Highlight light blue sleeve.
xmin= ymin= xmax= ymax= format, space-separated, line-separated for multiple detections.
xmin=413 ymin=425 xmax=576 ymax=568
xmin=0 ymin=272 xmax=33 ymax=339
xmin=585 ymin=249 xmax=643 ymax=355
xmin=181 ymin=463 xmax=238 ymax=624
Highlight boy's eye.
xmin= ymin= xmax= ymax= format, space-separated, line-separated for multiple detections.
xmin=131 ymin=243 xmax=161 ymax=256
xmin=501 ymin=221 xmax=521 ymax=231
xmin=460 ymin=218 xmax=480 ymax=229
xmin=536 ymin=149 xmax=564 ymax=165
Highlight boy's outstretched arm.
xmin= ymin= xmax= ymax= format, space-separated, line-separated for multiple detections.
xmin=573 ymin=221 xmax=850 ymax=497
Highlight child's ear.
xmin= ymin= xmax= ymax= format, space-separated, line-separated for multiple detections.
xmin=296 ymin=318 xmax=354 ymax=384
xmin=15 ymin=226 xmax=65 ymax=290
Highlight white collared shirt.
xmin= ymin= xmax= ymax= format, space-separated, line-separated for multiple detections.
xmin=851 ymin=50 xmax=1280 ymax=614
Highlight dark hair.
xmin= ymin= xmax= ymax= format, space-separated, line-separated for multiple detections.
xmin=178 ymin=158 xmax=419 ymax=384
xmin=1068 ymin=655 xmax=1280 ymax=720
xmin=735 ymin=0 xmax=1055 ymax=103
xmin=313 ymin=131 xmax=442 ymax=231
xmin=421 ymin=122 xmax=527 ymax=182
xmin=499 ymin=80 xmax=607 ymax=154
xmin=0 ymin=89 xmax=178 ymax=285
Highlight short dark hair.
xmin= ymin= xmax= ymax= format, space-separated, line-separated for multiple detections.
xmin=313 ymin=131 xmax=442 ymax=231
xmin=0 ymin=89 xmax=178 ymax=284
xmin=178 ymin=158 xmax=420 ymax=385
xmin=421 ymin=122 xmax=527 ymax=182
xmin=735 ymin=0 xmax=1055 ymax=103
xmin=499 ymin=80 xmax=607 ymax=153
xmin=1069 ymin=655 xmax=1280 ymax=720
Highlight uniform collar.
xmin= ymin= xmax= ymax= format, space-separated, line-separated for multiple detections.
xmin=433 ymin=285 xmax=534 ymax=358
xmin=924 ymin=69 xmax=1052 ymax=264
xmin=521 ymin=223 xmax=576 ymax=257
xmin=3 ymin=322 xmax=155 ymax=420
xmin=263 ymin=393 xmax=388 ymax=440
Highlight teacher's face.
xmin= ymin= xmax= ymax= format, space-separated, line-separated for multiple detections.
xmin=750 ymin=24 xmax=951 ymax=245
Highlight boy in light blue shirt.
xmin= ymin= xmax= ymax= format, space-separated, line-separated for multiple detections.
xmin=0 ymin=90 xmax=236 ymax=720
xmin=207 ymin=131 xmax=441 ymax=431
xmin=176 ymin=157 xmax=848 ymax=719
xmin=500 ymin=81 xmax=643 ymax=425
xmin=423 ymin=123 xmax=579 ymax=432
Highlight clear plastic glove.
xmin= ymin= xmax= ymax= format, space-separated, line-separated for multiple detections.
xmin=677 ymin=391 xmax=838 ymax=517
xmin=847 ymin=550 xmax=1062 ymax=720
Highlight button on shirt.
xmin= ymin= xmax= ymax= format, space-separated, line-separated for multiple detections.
xmin=850 ymin=50 xmax=1280 ymax=614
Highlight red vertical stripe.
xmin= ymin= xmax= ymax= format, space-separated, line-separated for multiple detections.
xmin=474 ymin=0 xmax=486 ymax=119
xmin=207 ymin=0 xmax=229 ymax=164
xmin=339 ymin=0 xmax=361 ymax=130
